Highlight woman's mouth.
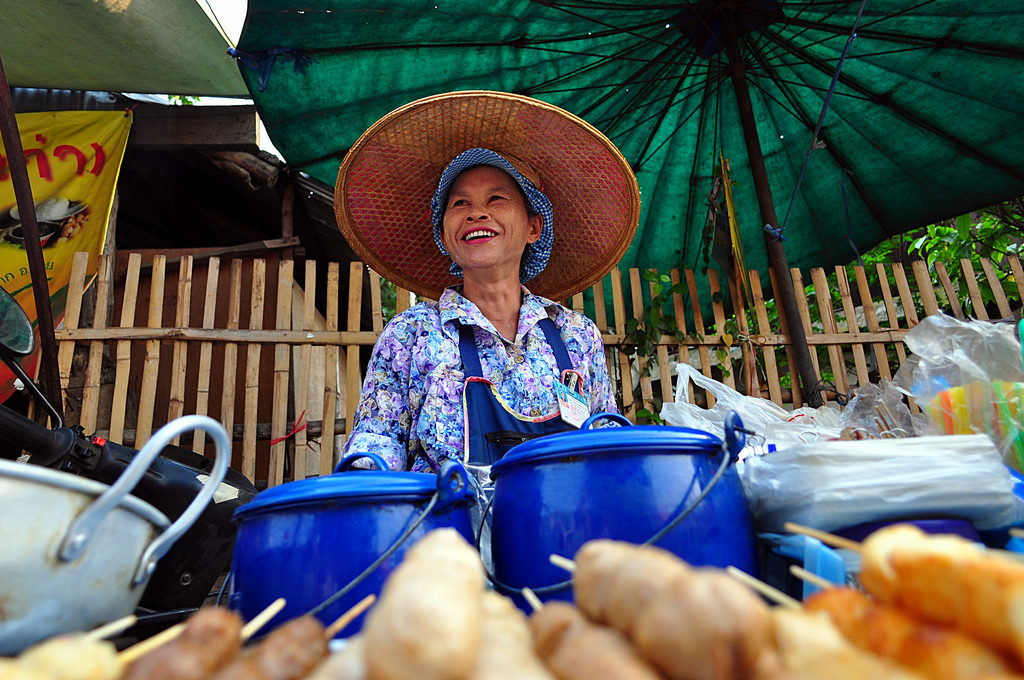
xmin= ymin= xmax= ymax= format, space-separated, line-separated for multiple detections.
xmin=463 ymin=229 xmax=497 ymax=241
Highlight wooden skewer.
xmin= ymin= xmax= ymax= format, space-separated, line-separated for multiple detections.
xmin=725 ymin=566 xmax=801 ymax=610
xmin=783 ymin=522 xmax=862 ymax=552
xmin=324 ymin=594 xmax=376 ymax=639
xmin=84 ymin=614 xmax=137 ymax=642
xmin=521 ymin=587 xmax=544 ymax=613
xmin=241 ymin=597 xmax=287 ymax=641
xmin=549 ymin=554 xmax=576 ymax=573
xmin=120 ymin=596 xmax=287 ymax=664
xmin=119 ymin=622 xmax=186 ymax=664
xmin=789 ymin=565 xmax=839 ymax=591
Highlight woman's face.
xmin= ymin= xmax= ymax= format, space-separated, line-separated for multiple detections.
xmin=440 ymin=165 xmax=543 ymax=280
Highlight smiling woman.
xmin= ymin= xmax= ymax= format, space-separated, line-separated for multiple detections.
xmin=334 ymin=90 xmax=640 ymax=475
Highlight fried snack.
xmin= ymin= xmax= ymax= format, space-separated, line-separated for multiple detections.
xmin=15 ymin=634 xmax=120 ymax=680
xmin=122 ymin=607 xmax=244 ymax=680
xmin=860 ymin=524 xmax=1024 ymax=666
xmin=573 ymin=540 xmax=691 ymax=631
xmin=364 ymin=529 xmax=486 ymax=680
xmin=470 ymin=591 xmax=555 ymax=680
xmin=211 ymin=615 xmax=328 ymax=680
xmin=771 ymin=608 xmax=924 ymax=679
xmin=632 ymin=568 xmax=773 ymax=680
xmin=305 ymin=637 xmax=367 ymax=680
xmin=805 ymin=586 xmax=1016 ymax=680
xmin=529 ymin=601 xmax=663 ymax=680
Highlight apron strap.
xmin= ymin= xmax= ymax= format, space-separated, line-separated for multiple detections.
xmin=460 ymin=315 xmax=574 ymax=379
xmin=538 ymin=317 xmax=574 ymax=373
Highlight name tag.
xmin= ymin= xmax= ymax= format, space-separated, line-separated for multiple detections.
xmin=556 ymin=381 xmax=589 ymax=428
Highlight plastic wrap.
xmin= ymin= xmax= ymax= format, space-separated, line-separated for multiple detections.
xmin=738 ymin=434 xmax=1018 ymax=532
xmin=894 ymin=313 xmax=1024 ymax=471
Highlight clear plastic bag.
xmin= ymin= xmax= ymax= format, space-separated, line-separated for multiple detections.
xmin=738 ymin=434 xmax=1018 ymax=532
xmin=894 ymin=313 xmax=1024 ymax=471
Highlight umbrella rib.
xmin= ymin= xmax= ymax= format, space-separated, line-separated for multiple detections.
xmin=629 ymin=43 xmax=703 ymax=165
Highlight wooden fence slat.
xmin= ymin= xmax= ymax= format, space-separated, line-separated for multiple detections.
xmin=748 ymin=272 xmax=782 ymax=405
xmin=368 ymin=268 xmax=385 ymax=333
xmin=670 ymin=269 xmax=695 ymax=405
xmin=875 ymin=263 xmax=909 ymax=367
xmin=980 ymin=257 xmax=1012 ymax=319
xmin=685 ymin=269 xmax=717 ymax=406
xmin=707 ymin=269 xmax=736 ymax=390
xmin=346 ymin=263 xmax=364 ymax=444
xmin=769 ymin=267 xmax=802 ymax=407
xmin=135 ymin=255 xmax=166 ymax=445
xmin=892 ymin=263 xmax=919 ymax=326
xmin=269 ymin=259 xmax=293 ymax=487
xmin=219 ymin=259 xmax=243 ymax=464
xmin=853 ymin=265 xmax=893 ymax=381
xmin=320 ymin=263 xmax=340 ymax=477
xmin=630 ymin=268 xmax=654 ymax=412
xmin=725 ymin=268 xmax=758 ymax=398
xmin=610 ymin=268 xmax=634 ymax=419
xmin=109 ymin=253 xmax=142 ymax=443
xmin=1009 ymin=256 xmax=1024 ymax=305
xmin=934 ymin=261 xmax=965 ymax=319
xmin=647 ymin=275 xmax=673 ymax=405
xmin=167 ymin=255 xmax=193 ymax=444
xmin=192 ymin=257 xmax=220 ymax=454
xmin=571 ymin=292 xmax=585 ymax=315
xmin=242 ymin=258 xmax=266 ymax=482
xmin=790 ymin=268 xmax=823 ymax=401
xmin=911 ymin=260 xmax=940 ymax=316
xmin=960 ymin=259 xmax=988 ymax=320
xmin=80 ymin=254 xmax=112 ymax=433
xmin=834 ymin=265 xmax=870 ymax=389
xmin=57 ymin=252 xmax=91 ymax=399
xmin=395 ymin=287 xmax=412 ymax=314
xmin=293 ymin=259 xmax=316 ymax=480
xmin=810 ymin=267 xmax=848 ymax=398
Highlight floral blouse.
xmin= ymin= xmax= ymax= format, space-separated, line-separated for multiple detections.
xmin=342 ymin=286 xmax=618 ymax=472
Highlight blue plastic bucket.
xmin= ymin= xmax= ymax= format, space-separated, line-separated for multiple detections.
xmin=488 ymin=413 xmax=757 ymax=606
xmin=228 ymin=455 xmax=473 ymax=637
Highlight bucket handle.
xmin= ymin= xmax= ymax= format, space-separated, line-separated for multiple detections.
xmin=59 ymin=415 xmax=231 ymax=586
xmin=580 ymin=412 xmax=632 ymax=430
xmin=334 ymin=452 xmax=391 ymax=473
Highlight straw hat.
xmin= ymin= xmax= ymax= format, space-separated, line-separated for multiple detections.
xmin=334 ymin=90 xmax=641 ymax=301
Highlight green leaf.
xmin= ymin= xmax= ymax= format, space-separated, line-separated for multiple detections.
xmin=642 ymin=269 xmax=659 ymax=282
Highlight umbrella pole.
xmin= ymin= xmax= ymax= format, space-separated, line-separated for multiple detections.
xmin=722 ymin=22 xmax=823 ymax=408
xmin=0 ymin=55 xmax=65 ymax=422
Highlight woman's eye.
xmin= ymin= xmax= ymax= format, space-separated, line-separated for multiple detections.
xmin=490 ymin=194 xmax=508 ymax=202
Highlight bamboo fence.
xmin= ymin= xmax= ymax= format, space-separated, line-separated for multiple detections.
xmin=52 ymin=251 xmax=1022 ymax=488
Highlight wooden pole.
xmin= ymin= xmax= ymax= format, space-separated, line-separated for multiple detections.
xmin=0 ymin=55 xmax=64 ymax=420
xmin=722 ymin=19 xmax=823 ymax=407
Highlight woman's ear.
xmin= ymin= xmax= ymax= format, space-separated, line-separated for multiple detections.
xmin=526 ymin=214 xmax=543 ymax=244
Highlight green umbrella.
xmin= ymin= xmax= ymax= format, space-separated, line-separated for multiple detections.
xmin=234 ymin=0 xmax=1024 ymax=404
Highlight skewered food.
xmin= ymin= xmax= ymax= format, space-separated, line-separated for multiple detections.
xmin=860 ymin=524 xmax=1024 ymax=666
xmin=304 ymin=638 xmax=366 ymax=680
xmin=210 ymin=615 xmax=327 ymax=680
xmin=122 ymin=607 xmax=243 ymax=680
xmin=804 ymin=586 xmax=1016 ymax=680
xmin=10 ymin=634 xmax=120 ymax=680
xmin=529 ymin=601 xmax=663 ymax=680
xmin=770 ymin=608 xmax=924 ymax=679
xmin=470 ymin=591 xmax=554 ymax=680
xmin=363 ymin=529 xmax=485 ymax=680
xmin=572 ymin=540 xmax=772 ymax=680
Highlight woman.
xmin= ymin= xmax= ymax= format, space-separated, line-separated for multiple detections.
xmin=334 ymin=91 xmax=641 ymax=472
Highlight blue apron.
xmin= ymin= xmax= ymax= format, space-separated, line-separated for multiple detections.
xmin=459 ymin=318 xmax=577 ymax=466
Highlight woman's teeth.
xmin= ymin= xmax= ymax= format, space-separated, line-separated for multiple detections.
xmin=464 ymin=230 xmax=495 ymax=241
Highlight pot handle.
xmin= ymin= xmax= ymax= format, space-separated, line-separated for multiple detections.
xmin=334 ymin=452 xmax=391 ymax=473
xmin=59 ymin=415 xmax=231 ymax=586
xmin=580 ymin=412 xmax=632 ymax=430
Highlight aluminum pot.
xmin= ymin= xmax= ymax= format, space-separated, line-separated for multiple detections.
xmin=0 ymin=415 xmax=230 ymax=654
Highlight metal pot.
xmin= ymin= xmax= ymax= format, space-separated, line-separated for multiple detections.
xmin=0 ymin=415 xmax=230 ymax=654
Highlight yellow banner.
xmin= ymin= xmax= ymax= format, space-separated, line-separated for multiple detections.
xmin=0 ymin=110 xmax=131 ymax=402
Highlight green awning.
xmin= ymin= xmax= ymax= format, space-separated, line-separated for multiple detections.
xmin=0 ymin=0 xmax=247 ymax=97
xmin=235 ymin=1 xmax=1024 ymax=285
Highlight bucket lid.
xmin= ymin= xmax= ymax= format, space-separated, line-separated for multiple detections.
xmin=490 ymin=424 xmax=724 ymax=477
xmin=235 ymin=470 xmax=438 ymax=518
